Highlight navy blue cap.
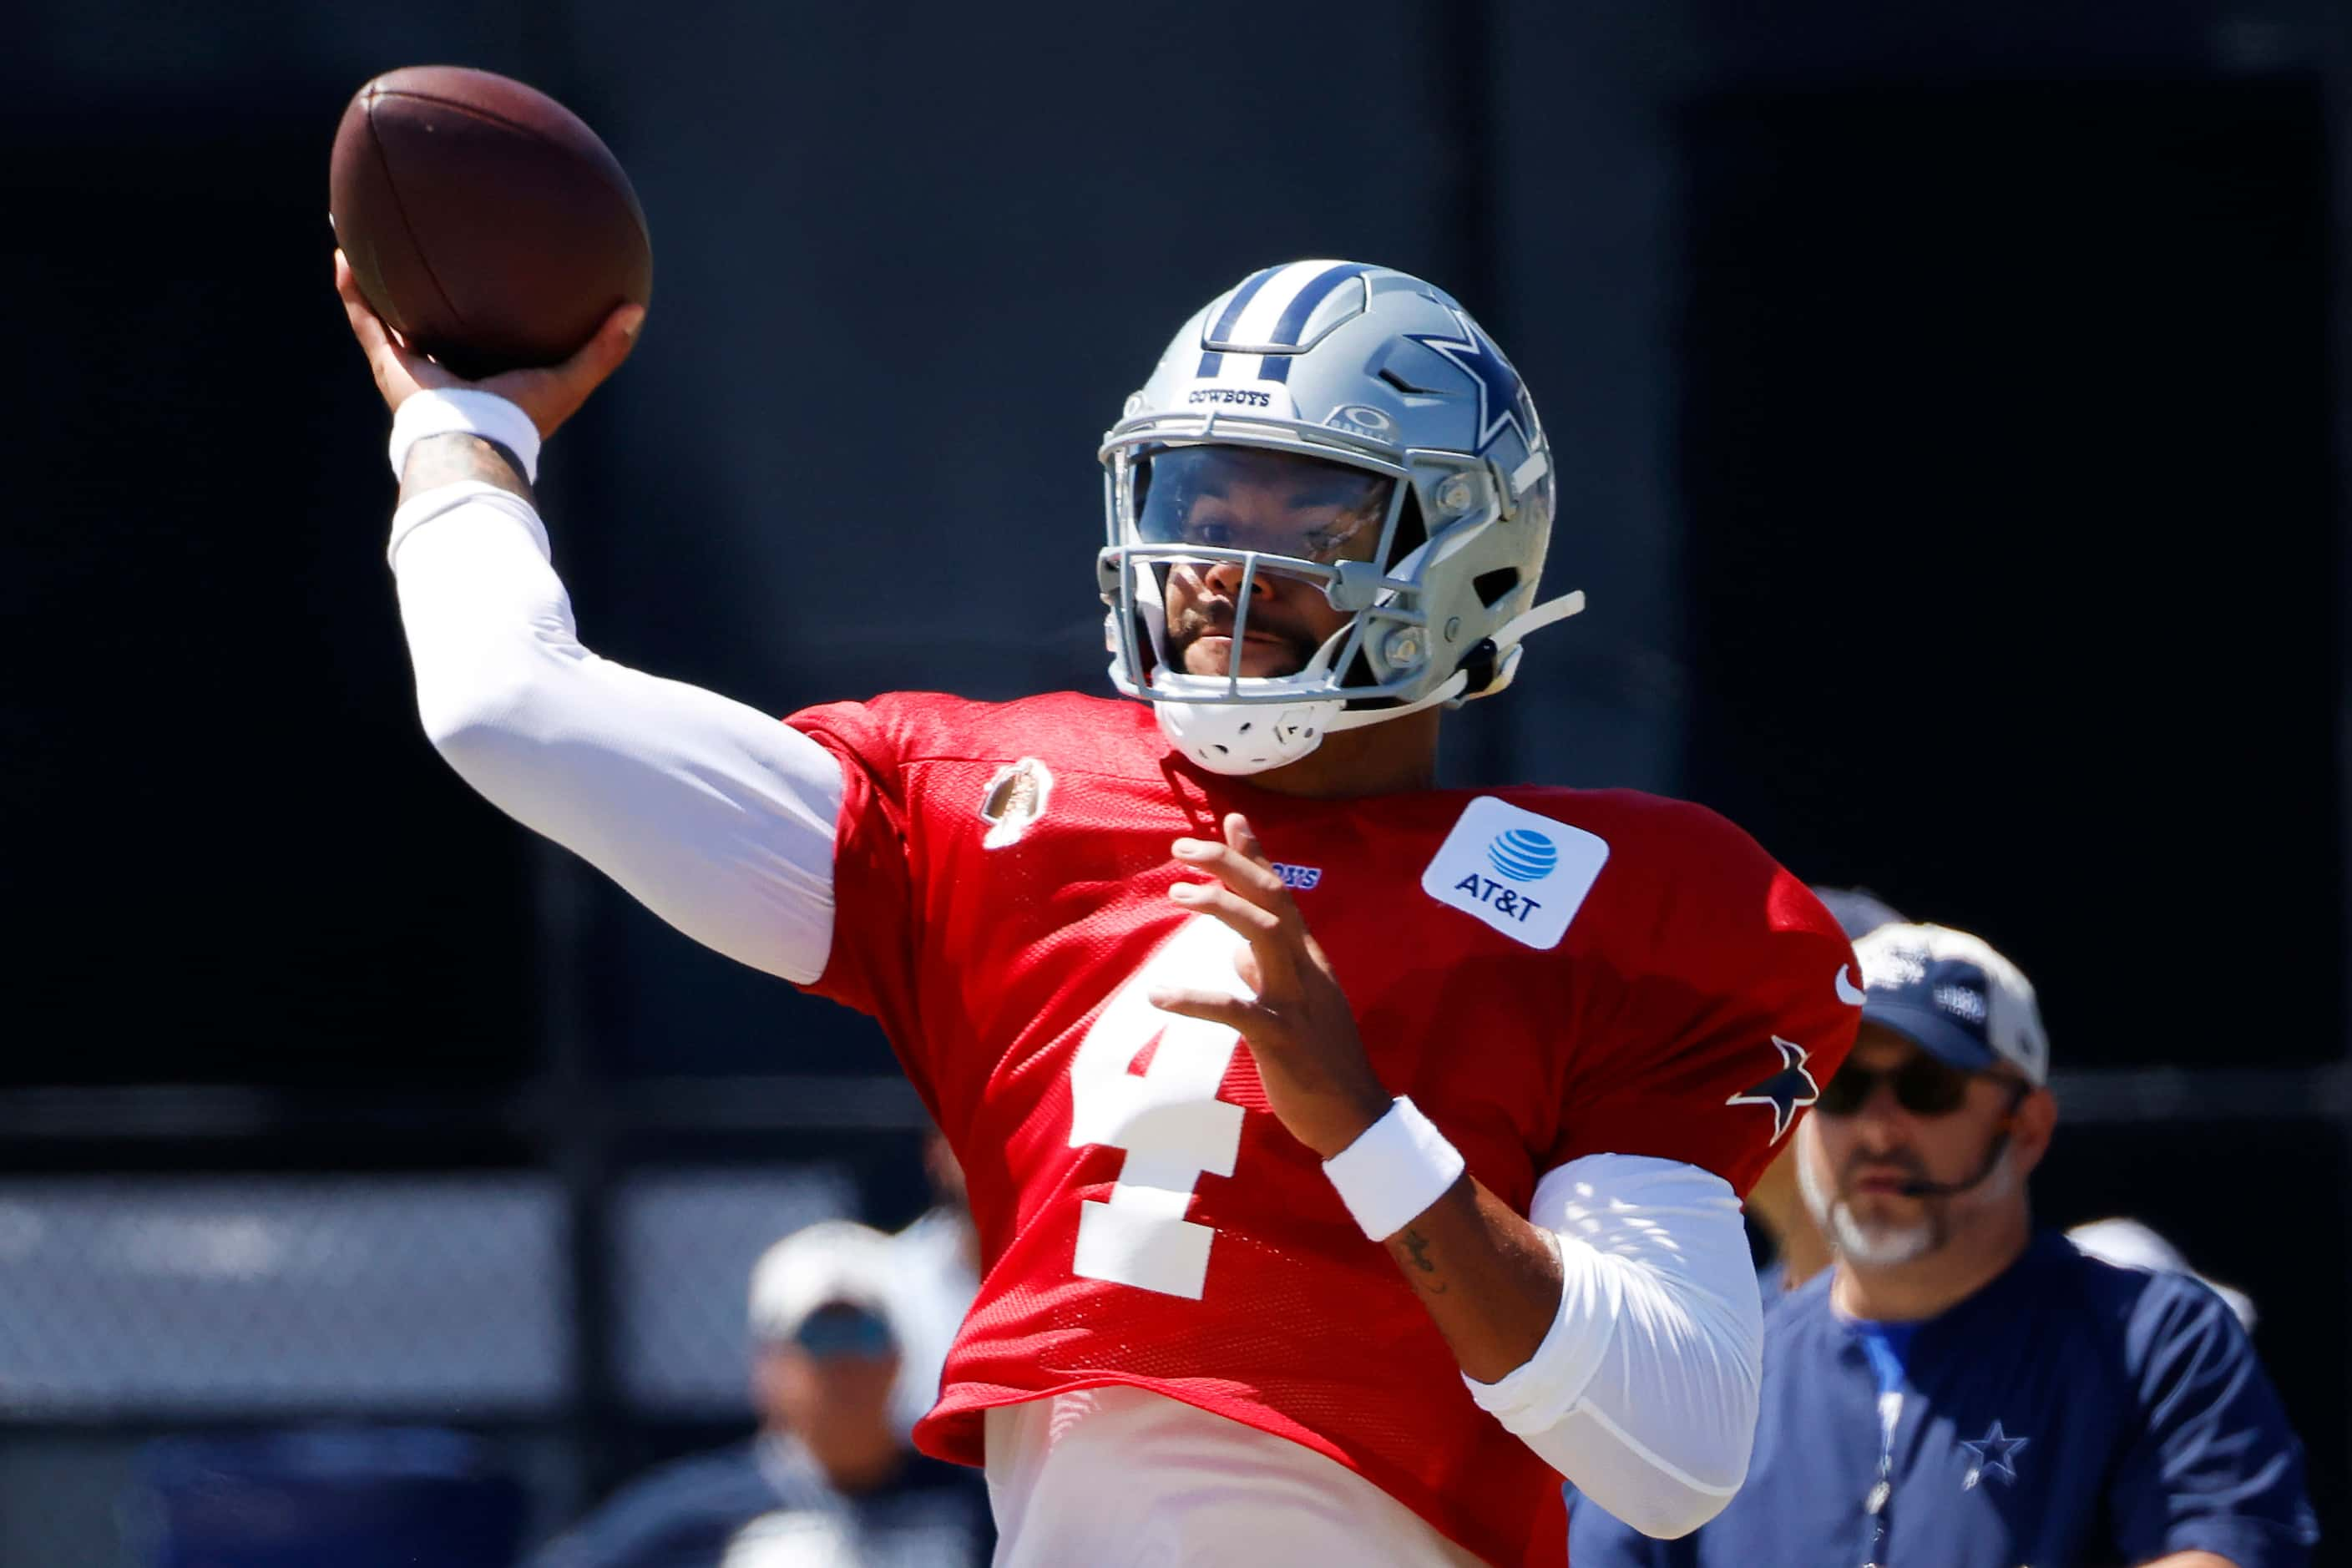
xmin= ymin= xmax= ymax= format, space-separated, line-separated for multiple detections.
xmin=1852 ymin=923 xmax=2048 ymax=1085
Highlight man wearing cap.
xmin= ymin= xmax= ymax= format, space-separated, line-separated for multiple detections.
xmin=1570 ymin=921 xmax=2316 ymax=1568
xmin=531 ymin=1221 xmax=991 ymax=1568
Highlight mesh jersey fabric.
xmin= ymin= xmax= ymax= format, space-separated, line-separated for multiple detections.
xmin=788 ymin=690 xmax=1858 ymax=1568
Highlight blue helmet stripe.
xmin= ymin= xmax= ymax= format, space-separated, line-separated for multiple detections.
xmin=1209 ymin=266 xmax=1286 ymax=341
xmin=1252 ymin=262 xmax=1373 ymax=382
xmin=1265 ymin=262 xmax=1371 ymax=348
xmin=1196 ymin=266 xmax=1287 ymax=377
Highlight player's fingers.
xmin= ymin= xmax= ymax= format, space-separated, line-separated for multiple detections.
xmin=536 ymin=305 xmax=643 ymax=407
xmin=1297 ymin=929 xmax=1335 ymax=977
xmin=1171 ymin=835 xmax=1287 ymax=905
xmin=1224 ymin=812 xmax=1276 ymax=871
xmin=1144 ymin=986 xmax=1267 ymax=1036
xmin=1211 ymin=821 xmax=1335 ymax=982
xmin=334 ymin=250 xmax=444 ymax=407
xmin=334 ymin=250 xmax=396 ymax=357
xmin=1168 ymin=879 xmax=1282 ymax=941
xmin=1170 ymin=877 xmax=1308 ymax=994
xmin=569 ymin=302 xmax=646 ymax=383
xmin=491 ymin=305 xmax=645 ymax=439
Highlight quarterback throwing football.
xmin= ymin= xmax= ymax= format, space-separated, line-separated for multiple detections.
xmin=338 ymin=255 xmax=1861 ymax=1566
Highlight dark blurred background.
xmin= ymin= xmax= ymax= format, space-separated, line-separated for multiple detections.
xmin=3 ymin=0 xmax=2345 ymax=1560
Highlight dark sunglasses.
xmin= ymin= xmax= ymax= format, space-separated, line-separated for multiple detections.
xmin=1815 ymin=1054 xmax=1975 ymax=1118
xmin=789 ymin=1303 xmax=896 ymax=1360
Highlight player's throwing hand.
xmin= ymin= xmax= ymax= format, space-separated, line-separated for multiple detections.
xmin=1151 ymin=812 xmax=1394 ymax=1160
xmin=333 ymin=248 xmax=643 ymax=438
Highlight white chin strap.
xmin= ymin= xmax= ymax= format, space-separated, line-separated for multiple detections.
xmin=1153 ymin=695 xmax=1343 ymax=776
xmin=1151 ymin=592 xmax=1586 ymax=777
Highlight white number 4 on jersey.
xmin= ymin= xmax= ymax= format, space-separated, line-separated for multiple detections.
xmin=1067 ymin=914 xmax=1251 ymax=1300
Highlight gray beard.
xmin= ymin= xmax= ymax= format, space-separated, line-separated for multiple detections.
xmin=1799 ymin=1146 xmax=1947 ymax=1267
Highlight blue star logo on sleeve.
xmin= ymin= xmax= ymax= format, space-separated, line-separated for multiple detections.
xmin=1723 ymin=1035 xmax=1820 ymax=1143
xmin=1958 ymin=1421 xmax=2030 ymax=1490
xmin=1404 ymin=308 xmax=1531 ymax=454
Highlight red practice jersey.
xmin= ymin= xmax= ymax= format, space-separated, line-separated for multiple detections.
xmin=789 ymin=690 xmax=1858 ymax=1567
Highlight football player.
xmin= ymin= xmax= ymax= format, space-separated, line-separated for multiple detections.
xmin=338 ymin=254 xmax=1862 ymax=1567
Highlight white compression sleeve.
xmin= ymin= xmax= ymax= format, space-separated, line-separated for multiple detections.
xmin=389 ymin=483 xmax=846 ymax=984
xmin=1465 ymin=1152 xmax=1763 ymax=1540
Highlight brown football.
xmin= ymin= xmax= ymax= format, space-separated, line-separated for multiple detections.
xmin=330 ymin=65 xmax=652 ymax=379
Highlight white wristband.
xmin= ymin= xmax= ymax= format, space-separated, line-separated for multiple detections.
xmin=1323 ymin=1097 xmax=1465 ymax=1241
xmin=389 ymin=389 xmax=543 ymax=484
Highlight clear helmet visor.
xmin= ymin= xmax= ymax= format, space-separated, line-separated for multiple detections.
xmin=1133 ymin=444 xmax=1397 ymax=566
xmin=1115 ymin=445 xmax=1403 ymax=689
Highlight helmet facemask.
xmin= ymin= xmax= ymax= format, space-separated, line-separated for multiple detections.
xmin=1100 ymin=443 xmax=1469 ymax=772
xmin=1097 ymin=262 xmax=1586 ymax=776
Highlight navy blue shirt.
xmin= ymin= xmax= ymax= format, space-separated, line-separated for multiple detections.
xmin=528 ymin=1436 xmax=991 ymax=1568
xmin=1571 ymin=1231 xmax=2315 ymax=1568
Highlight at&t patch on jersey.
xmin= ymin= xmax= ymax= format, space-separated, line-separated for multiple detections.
xmin=1419 ymin=797 xmax=1608 ymax=949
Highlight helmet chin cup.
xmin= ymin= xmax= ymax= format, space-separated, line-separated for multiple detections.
xmin=1151 ymin=688 xmax=1343 ymax=776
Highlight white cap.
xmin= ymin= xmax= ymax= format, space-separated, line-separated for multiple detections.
xmin=747 ymin=1220 xmax=899 ymax=1345
xmin=1853 ymin=922 xmax=2050 ymax=1086
xmin=2068 ymin=1216 xmax=2257 ymax=1331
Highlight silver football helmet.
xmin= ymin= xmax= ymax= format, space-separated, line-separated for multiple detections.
xmin=1098 ymin=260 xmax=1583 ymax=776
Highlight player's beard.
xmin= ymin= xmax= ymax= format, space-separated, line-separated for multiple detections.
xmin=1164 ymin=604 xmax=1321 ymax=679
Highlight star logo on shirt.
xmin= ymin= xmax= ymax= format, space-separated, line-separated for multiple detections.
xmin=1958 ymin=1420 xmax=2030 ymax=1489
xmin=1723 ymin=1035 xmax=1820 ymax=1143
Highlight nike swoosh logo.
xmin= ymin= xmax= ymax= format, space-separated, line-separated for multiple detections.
xmin=1836 ymin=964 xmax=1868 ymax=1006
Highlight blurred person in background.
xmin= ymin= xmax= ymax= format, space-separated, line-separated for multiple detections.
xmin=2070 ymin=1216 xmax=2258 ymax=1333
xmin=530 ymin=1221 xmax=990 ymax=1568
xmin=1571 ymin=921 xmax=2315 ymax=1568
xmin=1746 ymin=887 xmax=1913 ymax=1304
xmin=342 ymin=255 xmax=1864 ymax=1566
xmin=888 ymin=1130 xmax=981 ymax=1440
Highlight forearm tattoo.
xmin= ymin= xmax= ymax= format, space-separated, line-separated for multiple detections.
xmin=1395 ymin=1227 xmax=1449 ymax=1294
xmin=398 ymin=432 xmax=534 ymax=508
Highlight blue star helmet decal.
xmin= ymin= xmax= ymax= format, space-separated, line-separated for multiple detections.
xmin=1405 ymin=307 xmax=1532 ymax=454
xmin=1724 ymin=1036 xmax=1821 ymax=1143
xmin=1958 ymin=1421 xmax=2030 ymax=1489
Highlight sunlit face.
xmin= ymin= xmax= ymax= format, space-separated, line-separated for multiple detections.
xmin=1137 ymin=446 xmax=1393 ymax=680
xmin=1797 ymin=1023 xmax=2036 ymax=1267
